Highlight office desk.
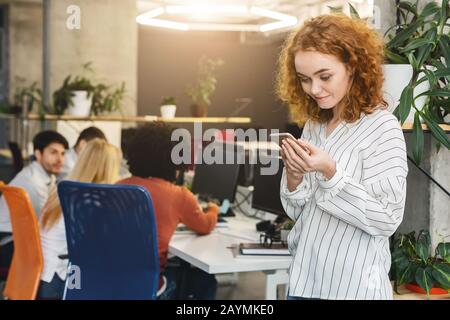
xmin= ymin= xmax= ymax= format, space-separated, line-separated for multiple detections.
xmin=169 ymin=214 xmax=292 ymax=300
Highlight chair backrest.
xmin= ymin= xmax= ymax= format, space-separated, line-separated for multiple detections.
xmin=8 ymin=142 xmax=24 ymax=174
xmin=57 ymin=181 xmax=160 ymax=300
xmin=0 ymin=182 xmax=43 ymax=300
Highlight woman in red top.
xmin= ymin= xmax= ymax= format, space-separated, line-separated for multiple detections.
xmin=118 ymin=122 xmax=219 ymax=299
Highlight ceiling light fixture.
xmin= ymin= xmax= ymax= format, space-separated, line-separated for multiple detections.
xmin=136 ymin=5 xmax=298 ymax=33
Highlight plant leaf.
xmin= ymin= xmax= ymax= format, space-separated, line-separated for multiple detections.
xmin=398 ymin=85 xmax=413 ymax=124
xmin=439 ymin=35 xmax=450 ymax=67
xmin=416 ymin=230 xmax=431 ymax=263
xmin=398 ymin=264 xmax=415 ymax=286
xmin=439 ymin=0 xmax=449 ymax=32
xmin=420 ymin=111 xmax=450 ymax=149
xmin=416 ymin=29 xmax=437 ymax=69
xmin=387 ymin=19 xmax=423 ymax=48
xmin=415 ymin=266 xmax=434 ymax=296
xmin=418 ymin=90 xmax=450 ymax=98
xmin=412 ymin=113 xmax=424 ymax=165
xmin=431 ymin=262 xmax=450 ymax=290
xmin=348 ymin=3 xmax=360 ymax=19
xmin=436 ymin=243 xmax=450 ymax=262
xmin=419 ymin=2 xmax=440 ymax=18
xmin=384 ymin=48 xmax=409 ymax=64
xmin=407 ymin=52 xmax=419 ymax=70
xmin=398 ymin=1 xmax=418 ymax=16
xmin=401 ymin=38 xmax=435 ymax=53
xmin=417 ymin=67 xmax=450 ymax=86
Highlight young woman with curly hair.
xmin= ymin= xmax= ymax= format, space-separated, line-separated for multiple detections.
xmin=276 ymin=15 xmax=408 ymax=300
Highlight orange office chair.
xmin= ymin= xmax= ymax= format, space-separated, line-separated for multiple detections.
xmin=0 ymin=182 xmax=43 ymax=300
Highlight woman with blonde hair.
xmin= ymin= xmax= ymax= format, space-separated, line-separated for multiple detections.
xmin=276 ymin=14 xmax=408 ymax=300
xmin=37 ymin=139 xmax=122 ymax=299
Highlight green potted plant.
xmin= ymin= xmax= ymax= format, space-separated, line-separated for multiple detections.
xmin=53 ymin=62 xmax=126 ymax=116
xmin=0 ymin=81 xmax=50 ymax=117
xmin=383 ymin=0 xmax=450 ymax=165
xmin=391 ymin=229 xmax=450 ymax=296
xmin=160 ymin=96 xmax=177 ymax=118
xmin=280 ymin=219 xmax=294 ymax=243
xmin=185 ymin=56 xmax=224 ymax=117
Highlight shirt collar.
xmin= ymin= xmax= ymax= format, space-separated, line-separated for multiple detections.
xmin=30 ymin=160 xmax=54 ymax=186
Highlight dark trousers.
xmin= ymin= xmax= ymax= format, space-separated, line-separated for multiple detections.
xmin=37 ymin=274 xmax=66 ymax=300
xmin=0 ymin=232 xmax=13 ymax=281
xmin=158 ymin=257 xmax=217 ymax=300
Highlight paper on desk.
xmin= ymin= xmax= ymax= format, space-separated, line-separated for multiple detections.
xmin=174 ymin=223 xmax=228 ymax=235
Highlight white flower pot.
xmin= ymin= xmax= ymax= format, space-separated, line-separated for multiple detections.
xmin=160 ymin=104 xmax=176 ymax=118
xmin=280 ymin=229 xmax=290 ymax=243
xmin=382 ymin=64 xmax=430 ymax=123
xmin=67 ymin=91 xmax=92 ymax=116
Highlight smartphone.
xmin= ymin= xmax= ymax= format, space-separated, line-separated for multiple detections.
xmin=270 ymin=132 xmax=310 ymax=154
xmin=269 ymin=132 xmax=296 ymax=144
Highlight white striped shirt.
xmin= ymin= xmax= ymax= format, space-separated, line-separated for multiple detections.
xmin=280 ymin=109 xmax=408 ymax=300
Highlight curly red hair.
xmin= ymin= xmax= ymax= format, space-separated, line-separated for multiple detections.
xmin=276 ymin=14 xmax=387 ymax=124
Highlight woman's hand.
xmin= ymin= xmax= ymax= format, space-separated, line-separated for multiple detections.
xmin=280 ymin=138 xmax=307 ymax=192
xmin=281 ymin=138 xmax=336 ymax=180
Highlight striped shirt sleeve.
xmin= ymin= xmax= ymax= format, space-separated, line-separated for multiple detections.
xmin=280 ymin=121 xmax=314 ymax=221
xmin=313 ymin=119 xmax=408 ymax=237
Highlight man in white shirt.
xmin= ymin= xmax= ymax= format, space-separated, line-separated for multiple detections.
xmin=59 ymin=126 xmax=106 ymax=180
xmin=0 ymin=130 xmax=68 ymax=278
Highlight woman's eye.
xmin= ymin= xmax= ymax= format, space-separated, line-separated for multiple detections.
xmin=299 ymin=78 xmax=310 ymax=83
xmin=321 ymin=75 xmax=331 ymax=81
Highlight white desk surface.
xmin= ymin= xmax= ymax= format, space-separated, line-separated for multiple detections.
xmin=169 ymin=214 xmax=292 ymax=274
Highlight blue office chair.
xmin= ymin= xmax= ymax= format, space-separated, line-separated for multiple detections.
xmin=57 ymin=181 xmax=160 ymax=300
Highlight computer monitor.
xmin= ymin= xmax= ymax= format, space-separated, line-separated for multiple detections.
xmin=251 ymin=156 xmax=285 ymax=216
xmin=191 ymin=156 xmax=241 ymax=203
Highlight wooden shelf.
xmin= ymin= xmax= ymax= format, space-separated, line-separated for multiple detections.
xmin=22 ymin=114 xmax=252 ymax=124
xmin=401 ymin=123 xmax=450 ymax=132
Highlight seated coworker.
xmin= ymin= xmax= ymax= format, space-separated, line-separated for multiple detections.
xmin=118 ymin=122 xmax=219 ymax=300
xmin=38 ymin=139 xmax=122 ymax=299
xmin=59 ymin=126 xmax=107 ymax=180
xmin=0 ymin=130 xmax=68 ymax=278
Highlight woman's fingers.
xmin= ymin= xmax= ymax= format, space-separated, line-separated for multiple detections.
xmin=283 ymin=141 xmax=309 ymax=170
xmin=297 ymin=139 xmax=315 ymax=154
xmin=287 ymin=138 xmax=311 ymax=160
xmin=282 ymin=144 xmax=307 ymax=173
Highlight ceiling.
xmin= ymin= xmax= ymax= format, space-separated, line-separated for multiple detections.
xmin=136 ymin=1 xmax=374 ymax=37
xmin=137 ymin=0 xmax=339 ymax=25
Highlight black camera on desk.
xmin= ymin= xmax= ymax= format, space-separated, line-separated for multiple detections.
xmin=255 ymin=215 xmax=286 ymax=233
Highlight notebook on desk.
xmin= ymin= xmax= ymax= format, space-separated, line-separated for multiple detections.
xmin=238 ymin=243 xmax=290 ymax=256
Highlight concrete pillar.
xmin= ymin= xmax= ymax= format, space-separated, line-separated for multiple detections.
xmin=399 ymin=134 xmax=431 ymax=234
xmin=429 ymin=143 xmax=450 ymax=250
xmin=6 ymin=0 xmax=43 ymax=101
xmin=373 ymin=0 xmax=396 ymax=37
xmin=48 ymin=0 xmax=137 ymax=116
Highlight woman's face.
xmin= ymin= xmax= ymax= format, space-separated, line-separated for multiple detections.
xmin=294 ymin=50 xmax=352 ymax=112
